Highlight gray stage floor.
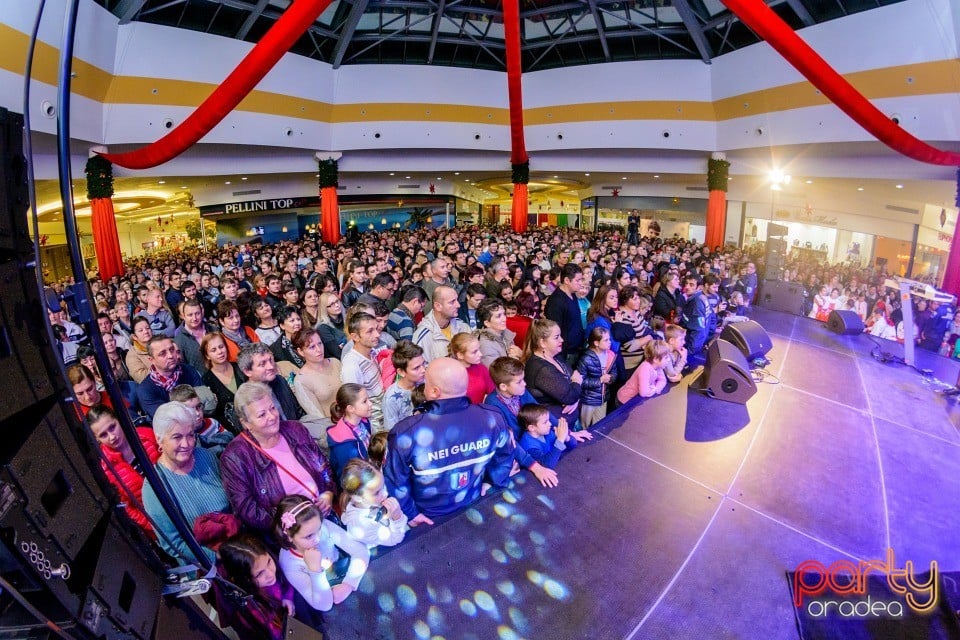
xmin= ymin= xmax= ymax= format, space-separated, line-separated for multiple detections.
xmin=325 ymin=308 xmax=960 ymax=640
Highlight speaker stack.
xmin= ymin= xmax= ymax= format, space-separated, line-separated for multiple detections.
xmin=696 ymin=339 xmax=758 ymax=404
xmin=0 ymin=107 xmax=171 ymax=639
xmin=759 ymin=280 xmax=805 ymax=315
xmin=827 ymin=309 xmax=864 ymax=335
xmin=764 ymin=223 xmax=789 ymax=281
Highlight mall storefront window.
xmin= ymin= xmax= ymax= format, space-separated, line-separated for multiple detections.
xmin=585 ymin=196 xmax=706 ymax=242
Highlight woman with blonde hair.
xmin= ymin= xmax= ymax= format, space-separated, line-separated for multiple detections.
xmin=315 ymin=292 xmax=347 ymax=360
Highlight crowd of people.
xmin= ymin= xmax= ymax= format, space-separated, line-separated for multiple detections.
xmin=51 ymin=224 xmax=775 ymax=637
xmin=768 ymin=253 xmax=956 ymax=353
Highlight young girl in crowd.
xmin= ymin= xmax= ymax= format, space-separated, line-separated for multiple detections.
xmin=339 ymin=458 xmax=408 ymax=548
xmin=274 ymin=496 xmax=370 ymax=613
xmin=449 ymin=333 xmax=495 ymax=404
xmin=215 ymin=533 xmax=322 ymax=640
xmin=576 ymin=327 xmax=620 ymax=429
xmin=326 ymin=383 xmax=373 ymax=484
xmin=616 ymin=340 xmax=671 ymax=404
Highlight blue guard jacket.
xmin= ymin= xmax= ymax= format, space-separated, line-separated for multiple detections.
xmin=384 ymin=397 xmax=515 ymax=519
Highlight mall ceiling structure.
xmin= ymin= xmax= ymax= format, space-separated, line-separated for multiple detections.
xmin=92 ymin=0 xmax=907 ymax=71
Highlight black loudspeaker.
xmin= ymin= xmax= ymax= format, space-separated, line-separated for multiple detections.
xmin=0 ymin=262 xmax=58 ymax=422
xmin=0 ymin=109 xmax=31 ymax=256
xmin=767 ymin=222 xmax=789 ymax=237
xmin=764 ymin=238 xmax=788 ymax=281
xmin=0 ymin=107 xmax=166 ymax=639
xmin=827 ymin=309 xmax=864 ymax=335
xmin=699 ymin=339 xmax=757 ymax=404
xmin=760 ymin=281 xmax=805 ymax=314
xmin=1 ymin=403 xmax=109 ymax=562
xmin=80 ymin=517 xmax=161 ymax=640
xmin=719 ymin=320 xmax=773 ymax=362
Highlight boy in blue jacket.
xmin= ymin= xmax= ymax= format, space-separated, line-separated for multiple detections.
xmin=518 ymin=404 xmax=591 ymax=469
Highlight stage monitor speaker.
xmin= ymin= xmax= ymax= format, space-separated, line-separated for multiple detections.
xmin=827 ymin=309 xmax=864 ymax=335
xmin=719 ymin=320 xmax=773 ymax=362
xmin=759 ymin=281 xmax=805 ymax=314
xmin=700 ymin=339 xmax=757 ymax=404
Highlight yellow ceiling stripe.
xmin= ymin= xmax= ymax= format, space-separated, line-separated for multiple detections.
xmin=2 ymin=23 xmax=958 ymax=126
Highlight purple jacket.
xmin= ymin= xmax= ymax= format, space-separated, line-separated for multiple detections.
xmin=220 ymin=421 xmax=336 ymax=533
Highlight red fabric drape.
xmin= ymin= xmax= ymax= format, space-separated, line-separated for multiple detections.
xmin=512 ymin=184 xmax=528 ymax=233
xmin=704 ymin=190 xmax=727 ymax=250
xmin=504 ymin=0 xmax=529 ymax=232
xmin=101 ymin=0 xmax=332 ymax=170
xmin=320 ymin=186 xmax=340 ymax=245
xmin=941 ymin=218 xmax=960 ymax=297
xmin=721 ymin=0 xmax=960 ymax=166
xmin=503 ymin=0 xmax=527 ymax=165
xmin=90 ymin=198 xmax=124 ymax=280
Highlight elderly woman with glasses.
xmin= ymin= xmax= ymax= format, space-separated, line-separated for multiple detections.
xmin=220 ymin=382 xmax=336 ymax=535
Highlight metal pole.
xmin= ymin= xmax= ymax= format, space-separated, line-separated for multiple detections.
xmin=445 ymin=201 xmax=450 ymax=228
xmin=54 ymin=0 xmax=211 ymax=570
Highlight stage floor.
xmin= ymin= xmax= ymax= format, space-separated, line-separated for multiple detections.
xmin=325 ymin=308 xmax=960 ymax=640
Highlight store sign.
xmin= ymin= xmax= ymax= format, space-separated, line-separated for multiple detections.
xmin=773 ymin=208 xmax=838 ymax=227
xmin=917 ymin=225 xmax=952 ymax=252
xmin=199 ymin=197 xmax=315 ymax=217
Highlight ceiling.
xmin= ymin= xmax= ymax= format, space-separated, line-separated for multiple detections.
xmin=92 ymin=0 xmax=907 ymax=71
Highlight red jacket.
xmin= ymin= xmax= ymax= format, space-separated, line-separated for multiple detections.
xmin=100 ymin=427 xmax=160 ymax=537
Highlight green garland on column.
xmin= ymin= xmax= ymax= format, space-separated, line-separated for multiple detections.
xmin=318 ymin=158 xmax=339 ymax=189
xmin=707 ymin=157 xmax=730 ymax=192
xmin=512 ymin=162 xmax=529 ymax=185
xmin=85 ymin=155 xmax=114 ymax=199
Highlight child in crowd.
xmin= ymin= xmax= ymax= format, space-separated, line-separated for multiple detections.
xmin=517 ymin=405 xmax=589 ymax=470
xmin=214 ymin=533 xmax=322 ymax=640
xmin=169 ymin=384 xmax=234 ymax=456
xmin=339 ymin=458 xmax=408 ymax=548
xmin=484 ymin=357 xmax=589 ymax=486
xmin=367 ymin=431 xmax=389 ymax=469
xmin=720 ymin=291 xmax=750 ymax=327
xmin=576 ymin=327 xmax=620 ymax=429
xmin=649 ymin=315 xmax=666 ymax=341
xmin=617 ymin=340 xmax=671 ymax=404
xmin=449 ymin=333 xmax=495 ymax=404
xmin=326 ymin=384 xmax=372 ymax=484
xmin=503 ymin=301 xmax=532 ymax=348
xmin=274 ymin=496 xmax=370 ymax=613
xmin=662 ymin=325 xmax=688 ymax=384
xmin=381 ymin=340 xmax=426 ymax=431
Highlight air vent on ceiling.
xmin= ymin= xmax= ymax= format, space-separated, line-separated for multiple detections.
xmin=885 ymin=204 xmax=919 ymax=215
xmin=685 ymin=186 xmax=708 ymax=192
xmin=397 ymin=184 xmax=421 ymax=189
xmin=232 ymin=189 xmax=261 ymax=196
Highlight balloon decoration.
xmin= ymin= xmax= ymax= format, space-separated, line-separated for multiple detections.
xmin=318 ymin=157 xmax=340 ymax=245
xmin=99 ymin=0 xmax=333 ymax=169
xmin=704 ymin=153 xmax=730 ymax=250
xmin=503 ymin=0 xmax=529 ymax=233
xmin=720 ymin=0 xmax=960 ymax=166
xmin=85 ymin=155 xmax=124 ymax=280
